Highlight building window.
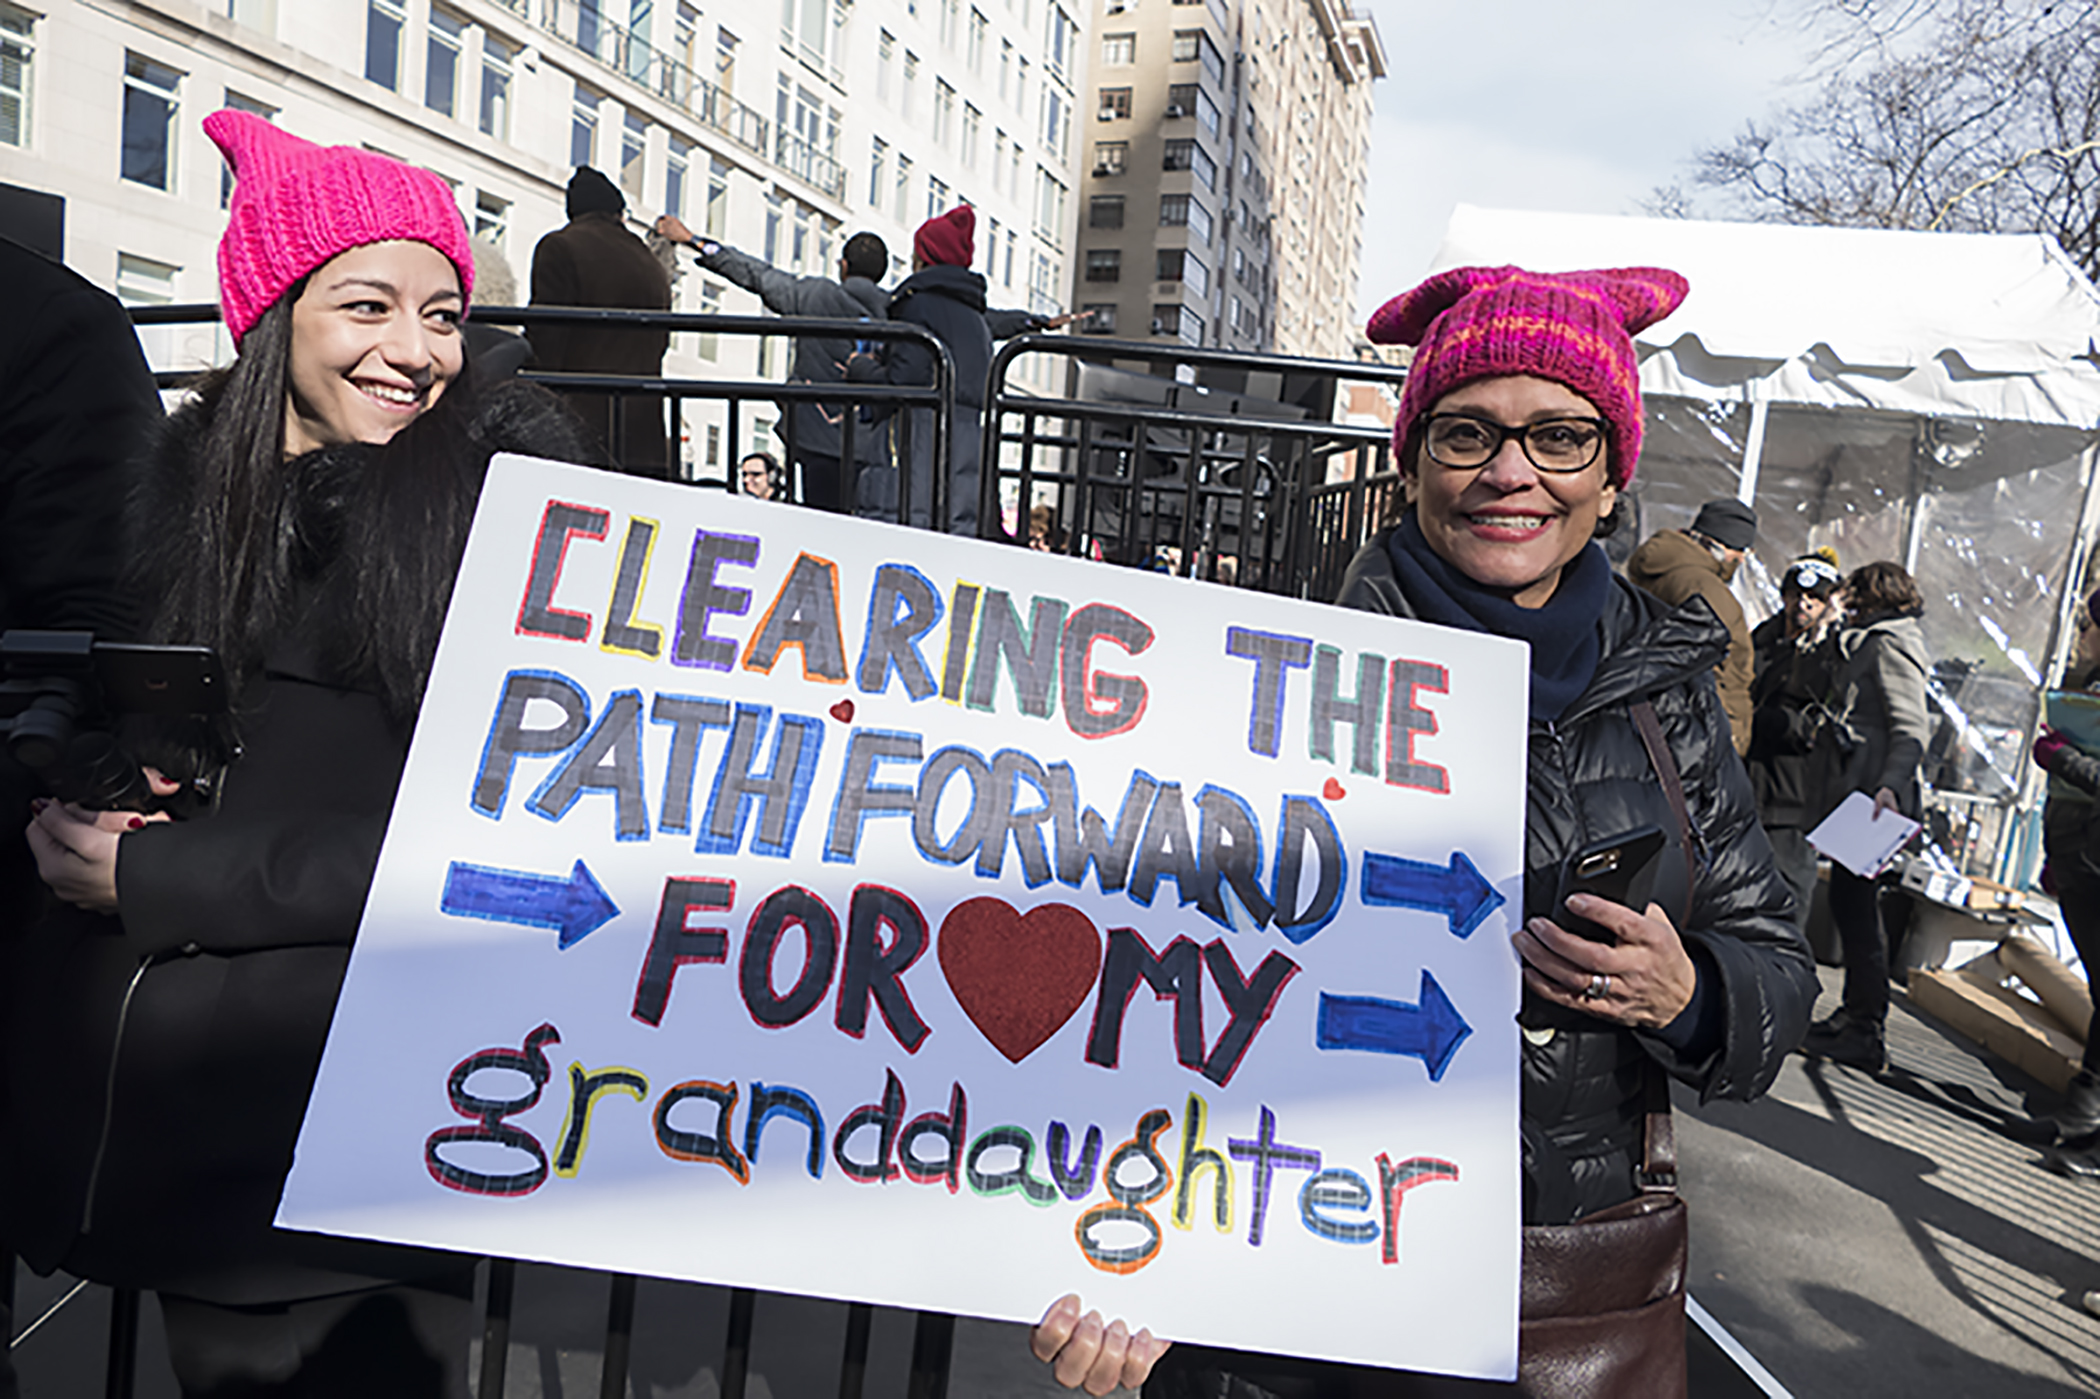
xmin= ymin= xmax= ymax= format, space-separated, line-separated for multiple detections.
xmin=1085 ymin=249 xmax=1119 ymax=283
xmin=877 ymin=30 xmax=893 ymax=104
xmin=1045 ymin=5 xmax=1074 ymax=80
xmin=1088 ymin=195 xmax=1123 ymax=229
xmin=1 ymin=5 xmax=34 ymax=149
xmin=219 ymin=90 xmax=274 ymax=206
xmin=1035 ymin=169 xmax=1066 ymax=240
xmin=894 ymin=154 xmax=912 ymax=222
xmin=961 ymin=103 xmax=981 ymax=167
xmin=1179 ymin=309 xmax=1203 ymax=346
xmin=706 ymin=158 xmax=729 ymax=237
xmin=928 ymin=176 xmax=949 ymax=222
xmin=1093 ymin=141 xmax=1126 ymax=175
xmin=1097 ymin=87 xmax=1131 ymax=121
xmin=1190 ymin=142 xmax=1216 ymax=192
xmin=121 ymin=52 xmax=181 ymax=191
xmin=902 ymin=51 xmax=918 ymax=121
xmin=1171 ymin=29 xmax=1198 ymax=61
xmin=999 ymin=39 xmax=1011 ymax=102
xmin=698 ymin=281 xmax=722 ymax=359
xmin=474 ymin=191 xmax=509 ymax=248
xmin=969 ymin=8 xmax=987 ymax=71
xmin=1040 ymin=87 xmax=1069 ymax=158
xmin=667 ymin=138 xmax=691 ymax=217
xmin=1002 ymin=226 xmax=1016 ymax=287
xmin=784 ymin=0 xmax=834 ymax=72
xmin=1163 ymin=138 xmax=1194 ymax=171
xmin=934 ymin=79 xmax=955 ymax=145
xmin=1156 ymin=248 xmax=1182 ymax=283
xmin=716 ymin=27 xmax=738 ymax=95
xmin=426 ymin=8 xmax=465 ymax=117
xmin=1080 ymin=303 xmax=1115 ymax=333
xmin=480 ymin=35 xmax=514 ymax=140
xmin=1159 ymin=193 xmax=1190 ymax=226
xmin=1187 ymin=197 xmax=1212 ymax=245
xmin=571 ymin=82 xmax=601 ymax=167
xmin=1151 ymin=303 xmax=1180 ymax=336
xmin=869 ymin=136 xmax=887 ymax=205
xmin=940 ymin=0 xmax=959 ymax=47
xmin=1166 ymin=83 xmax=1196 ymax=118
xmin=1102 ymin=32 xmax=1135 ymax=65
xmin=621 ymin=113 xmax=648 ymax=199
xmin=1183 ymin=252 xmax=1208 ymax=296
xmin=365 ymin=0 xmax=405 ymax=90
xmin=116 ymin=253 xmax=178 ymax=306
xmin=1195 ymin=88 xmax=1221 ymax=140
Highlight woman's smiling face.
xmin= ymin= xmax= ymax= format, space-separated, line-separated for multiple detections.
xmin=283 ymin=240 xmax=464 ymax=457
xmin=1410 ymin=374 xmax=1617 ymax=609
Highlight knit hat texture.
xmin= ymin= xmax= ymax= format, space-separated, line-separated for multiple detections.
xmin=1366 ymin=265 xmax=1688 ymax=488
xmin=206 ymin=109 xmax=474 ymax=345
xmin=1691 ymin=497 xmax=1758 ymax=550
xmin=567 ymin=166 xmax=625 ymax=219
xmin=915 ymin=205 xmax=975 ymax=268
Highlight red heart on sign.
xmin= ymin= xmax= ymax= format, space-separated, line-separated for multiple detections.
xmin=829 ymin=698 xmax=856 ymax=723
xmin=1323 ymin=777 xmax=1346 ymax=800
xmin=938 ymin=898 xmax=1103 ymax=1063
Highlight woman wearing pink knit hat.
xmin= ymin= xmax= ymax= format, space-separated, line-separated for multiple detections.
xmin=14 ymin=110 xmax=593 ymax=1396
xmin=1032 ymin=268 xmax=1815 ymax=1396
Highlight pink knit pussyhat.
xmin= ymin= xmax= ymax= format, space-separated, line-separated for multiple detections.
xmin=1365 ymin=265 xmax=1688 ymax=488
xmin=205 ymin=109 xmax=474 ymax=345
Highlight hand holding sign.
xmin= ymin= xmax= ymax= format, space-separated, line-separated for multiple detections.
xmin=1032 ymin=1294 xmax=1172 ymax=1395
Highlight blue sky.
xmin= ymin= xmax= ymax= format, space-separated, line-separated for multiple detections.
xmin=1352 ymin=0 xmax=1814 ymax=322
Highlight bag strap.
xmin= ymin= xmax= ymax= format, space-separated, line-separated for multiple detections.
xmin=1629 ymin=698 xmax=1684 ymax=1195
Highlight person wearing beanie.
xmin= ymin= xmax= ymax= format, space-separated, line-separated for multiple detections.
xmin=1035 ymin=266 xmax=1814 ymax=1396
xmin=1624 ymin=496 xmax=1761 ymax=754
xmin=529 ymin=166 xmax=674 ymax=476
xmin=653 ymin=210 xmax=891 ymax=511
xmin=2018 ymin=584 xmax=2100 ymax=1166
xmin=1746 ymin=548 xmax=1847 ymax=939
xmin=12 ymin=109 xmax=595 ymax=1395
xmin=852 ymin=204 xmax=1082 ymax=532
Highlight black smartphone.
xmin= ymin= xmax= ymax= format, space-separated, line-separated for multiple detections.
xmin=1554 ymin=825 xmax=1667 ymax=943
xmin=93 ymin=643 xmax=225 ymax=715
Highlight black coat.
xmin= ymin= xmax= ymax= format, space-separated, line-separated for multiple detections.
xmin=1334 ymin=531 xmax=1813 ymax=1206
xmin=530 ymin=212 xmax=673 ymax=475
xmin=3 ymin=381 xmax=593 ymax=1303
xmin=1746 ymin=613 xmax=1846 ymax=831
xmin=1148 ymin=532 xmax=1814 ymax=1399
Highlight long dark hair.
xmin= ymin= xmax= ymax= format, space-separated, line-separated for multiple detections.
xmin=145 ymin=287 xmax=496 ymax=726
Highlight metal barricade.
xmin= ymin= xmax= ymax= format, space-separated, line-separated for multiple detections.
xmin=977 ymin=336 xmax=1409 ymax=603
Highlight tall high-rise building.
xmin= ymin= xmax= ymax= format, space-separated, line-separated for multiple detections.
xmin=1070 ymin=0 xmax=1380 ymax=359
xmin=0 ymin=0 xmax=1089 ymax=470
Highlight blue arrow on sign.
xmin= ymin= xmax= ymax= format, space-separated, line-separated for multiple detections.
xmin=1315 ymin=972 xmax=1472 ymax=1081
xmin=441 ymin=859 xmax=621 ymax=949
xmin=1360 ymin=849 xmax=1504 ymax=938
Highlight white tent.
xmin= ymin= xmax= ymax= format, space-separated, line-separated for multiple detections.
xmin=1428 ymin=206 xmax=2100 ymax=880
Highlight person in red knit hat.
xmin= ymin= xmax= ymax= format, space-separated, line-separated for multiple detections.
xmin=853 ymin=204 xmax=1081 ymax=532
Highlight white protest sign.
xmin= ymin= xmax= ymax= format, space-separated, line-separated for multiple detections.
xmin=278 ymin=454 xmax=1528 ymax=1381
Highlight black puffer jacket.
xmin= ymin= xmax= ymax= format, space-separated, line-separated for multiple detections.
xmin=1334 ymin=530 xmax=1813 ymax=1210
xmin=3 ymin=380 xmax=595 ymax=1304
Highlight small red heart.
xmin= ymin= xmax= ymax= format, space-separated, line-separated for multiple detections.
xmin=1323 ymin=777 xmax=1346 ymax=800
xmin=938 ymin=898 xmax=1103 ymax=1063
xmin=829 ymin=698 xmax=856 ymax=723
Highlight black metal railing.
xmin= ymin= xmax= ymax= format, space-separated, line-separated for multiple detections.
xmin=979 ymin=336 xmax=1407 ymax=602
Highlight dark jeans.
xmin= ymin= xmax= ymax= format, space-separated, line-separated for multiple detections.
xmin=2049 ymin=851 xmax=2100 ymax=1072
xmin=1829 ymin=864 xmax=1890 ymax=1026
xmin=159 ymin=1272 xmax=474 ymax=1399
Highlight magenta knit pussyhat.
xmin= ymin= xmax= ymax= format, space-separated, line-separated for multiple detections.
xmin=1366 ymin=265 xmax=1689 ymax=488
xmin=205 ymin=109 xmax=474 ymax=345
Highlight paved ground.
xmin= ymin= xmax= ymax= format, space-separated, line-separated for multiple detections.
xmin=13 ymin=966 xmax=2097 ymax=1397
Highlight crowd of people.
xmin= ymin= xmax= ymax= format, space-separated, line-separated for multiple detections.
xmin=1 ymin=106 xmax=2094 ymax=1398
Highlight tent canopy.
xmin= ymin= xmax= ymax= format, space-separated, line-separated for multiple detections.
xmin=1428 ymin=205 xmax=2100 ymax=429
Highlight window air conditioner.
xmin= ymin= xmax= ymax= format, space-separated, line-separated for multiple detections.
xmin=1165 ymin=104 xmax=1186 ymax=118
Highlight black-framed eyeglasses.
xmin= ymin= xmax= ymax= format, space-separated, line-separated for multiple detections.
xmin=1419 ymin=414 xmax=1610 ymax=473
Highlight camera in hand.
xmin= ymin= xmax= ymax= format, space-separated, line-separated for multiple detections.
xmin=1 ymin=630 xmax=226 ymax=811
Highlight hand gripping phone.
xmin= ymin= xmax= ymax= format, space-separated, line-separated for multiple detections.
xmin=1553 ymin=825 xmax=1667 ymax=944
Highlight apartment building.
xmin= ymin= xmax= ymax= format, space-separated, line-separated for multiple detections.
xmin=1071 ymin=0 xmax=1378 ymax=359
xmin=0 ymin=0 xmax=1087 ymax=473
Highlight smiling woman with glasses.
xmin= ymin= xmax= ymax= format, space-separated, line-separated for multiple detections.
xmin=1029 ymin=267 xmax=1817 ymax=1399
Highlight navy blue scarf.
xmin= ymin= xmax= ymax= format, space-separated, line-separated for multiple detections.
xmin=1384 ymin=513 xmax=1610 ymax=722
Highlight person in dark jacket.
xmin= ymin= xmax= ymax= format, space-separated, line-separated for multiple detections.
xmin=1797 ymin=561 xmax=1931 ymax=1074
xmin=653 ymin=211 xmax=889 ymax=512
xmin=1031 ymin=266 xmax=1814 ymax=1398
xmin=853 ymin=205 xmax=1072 ymax=534
xmin=530 ymin=167 xmax=673 ymax=476
xmin=0 ymin=234 xmax=162 ymax=1399
xmin=1624 ymin=497 xmax=1759 ymax=754
xmin=11 ymin=110 xmax=595 ymax=1399
xmin=2016 ymin=588 xmax=2100 ymax=1164
xmin=1746 ymin=551 xmax=1846 ymax=932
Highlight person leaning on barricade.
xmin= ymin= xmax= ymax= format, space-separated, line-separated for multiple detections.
xmin=9 ymin=110 xmax=596 ymax=1397
xmin=654 ymin=211 xmax=888 ymax=513
xmin=1027 ymin=266 xmax=1815 ymax=1397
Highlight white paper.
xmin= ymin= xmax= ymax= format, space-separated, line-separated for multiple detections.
xmin=277 ymin=455 xmax=1530 ymax=1381
xmin=1807 ymin=790 xmax=1921 ymax=877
